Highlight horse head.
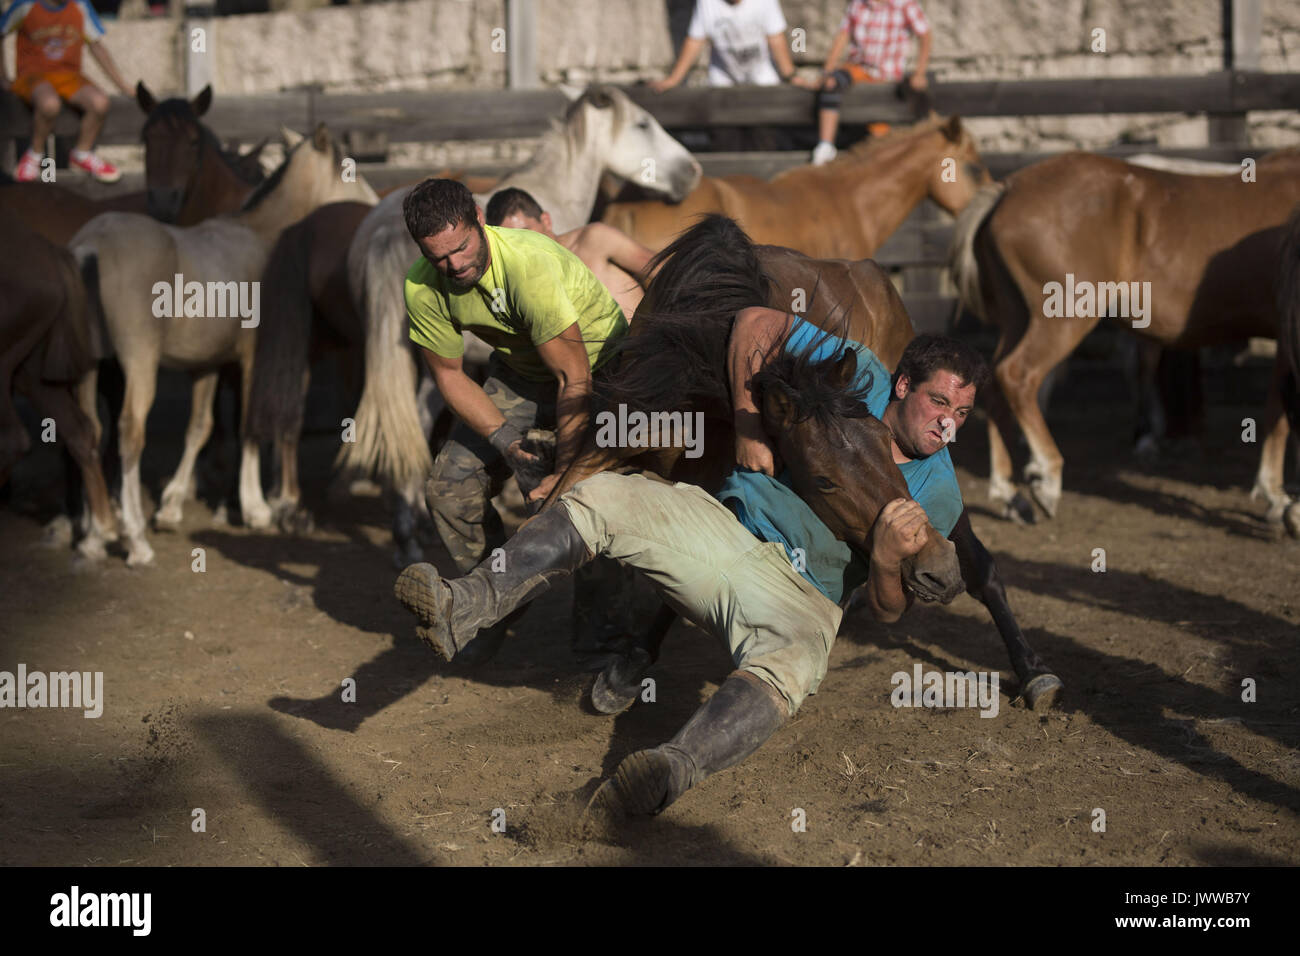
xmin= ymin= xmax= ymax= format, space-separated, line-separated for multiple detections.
xmin=924 ymin=115 xmax=992 ymax=216
xmin=562 ymin=85 xmax=701 ymax=203
xmin=137 ymin=82 xmax=214 ymax=223
xmin=755 ymin=344 xmax=964 ymax=605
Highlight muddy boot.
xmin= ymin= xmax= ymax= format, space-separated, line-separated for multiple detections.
xmin=588 ymin=673 xmax=788 ymax=819
xmin=394 ymin=506 xmax=592 ymax=662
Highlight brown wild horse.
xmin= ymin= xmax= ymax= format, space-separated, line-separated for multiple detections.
xmin=601 ymin=115 xmax=988 ymax=255
xmin=950 ymin=149 xmax=1300 ymax=531
xmin=0 ymin=210 xmax=115 ymax=557
xmin=0 ymin=83 xmax=266 ymax=245
xmin=539 ymin=215 xmax=1062 ymax=712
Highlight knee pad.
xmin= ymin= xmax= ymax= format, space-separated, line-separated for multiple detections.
xmin=818 ymin=69 xmax=851 ymax=109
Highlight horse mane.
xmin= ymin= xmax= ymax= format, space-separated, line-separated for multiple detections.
xmin=595 ymin=214 xmax=770 ymax=414
xmin=751 ymin=325 xmax=877 ymax=432
xmin=819 ymin=114 xmax=954 ymax=168
xmin=239 ymin=137 xmax=305 ymax=211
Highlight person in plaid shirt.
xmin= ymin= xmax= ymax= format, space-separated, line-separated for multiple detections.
xmin=810 ymin=0 xmax=932 ymax=165
xmin=0 ymin=0 xmax=133 ymax=182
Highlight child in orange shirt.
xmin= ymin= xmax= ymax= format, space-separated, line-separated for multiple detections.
xmin=1 ymin=0 xmax=133 ymax=182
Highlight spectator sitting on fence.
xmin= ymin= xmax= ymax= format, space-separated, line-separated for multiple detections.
xmin=652 ymin=0 xmax=800 ymax=92
xmin=485 ymin=187 xmax=656 ymax=320
xmin=811 ymin=0 xmax=932 ymax=166
xmin=0 ymin=0 xmax=133 ymax=182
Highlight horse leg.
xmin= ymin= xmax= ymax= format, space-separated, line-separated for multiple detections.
xmin=155 ymin=370 xmax=218 ymax=528
xmin=23 ymin=371 xmax=116 ymax=560
xmin=590 ymin=603 xmax=678 ymax=715
xmin=237 ymin=347 xmax=273 ymax=530
xmin=270 ymin=365 xmax=313 ymax=533
xmin=1127 ymin=338 xmax=1165 ymax=458
xmin=1250 ymin=357 xmax=1296 ymax=535
xmin=997 ymin=311 xmax=1100 ymax=519
xmin=950 ymin=510 xmax=1062 ymax=709
xmin=984 ymin=331 xmax=1035 ymax=524
xmin=117 ymin=356 xmax=159 ymax=567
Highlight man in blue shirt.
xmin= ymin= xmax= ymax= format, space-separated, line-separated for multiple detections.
xmin=395 ymin=313 xmax=988 ymax=820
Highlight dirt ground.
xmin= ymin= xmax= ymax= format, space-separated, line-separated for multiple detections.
xmin=1 ymin=344 xmax=1297 ymax=867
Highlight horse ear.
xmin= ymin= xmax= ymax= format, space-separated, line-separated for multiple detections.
xmin=557 ymin=82 xmax=584 ymax=102
xmin=280 ymin=126 xmax=304 ymax=149
xmin=941 ymin=115 xmax=963 ymax=142
xmin=312 ymin=122 xmax=331 ymax=153
xmin=136 ymin=81 xmax=156 ymax=115
xmin=761 ymin=383 xmax=794 ymax=431
xmin=191 ymin=85 xmax=212 ymax=117
xmin=588 ymin=88 xmax=613 ymax=109
xmin=831 ymin=349 xmax=860 ymax=389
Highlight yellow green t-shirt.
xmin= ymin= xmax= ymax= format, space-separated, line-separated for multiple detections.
xmin=405 ymin=225 xmax=628 ymax=383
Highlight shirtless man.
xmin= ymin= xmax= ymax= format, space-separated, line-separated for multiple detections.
xmin=485 ymin=187 xmax=655 ymax=319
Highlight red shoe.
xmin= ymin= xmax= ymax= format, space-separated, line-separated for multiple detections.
xmin=69 ymin=149 xmax=121 ymax=183
xmin=14 ymin=149 xmax=41 ymax=182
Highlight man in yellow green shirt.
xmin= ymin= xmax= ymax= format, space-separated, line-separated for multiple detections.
xmin=401 ymin=178 xmax=632 ymax=662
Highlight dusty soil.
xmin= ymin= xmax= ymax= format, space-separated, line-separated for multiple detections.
xmin=1 ymin=346 xmax=1297 ymax=867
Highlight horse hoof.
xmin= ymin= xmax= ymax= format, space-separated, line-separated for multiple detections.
xmin=76 ymin=535 xmax=107 ymax=562
xmin=1029 ymin=488 xmax=1059 ymax=520
xmin=153 ymin=508 xmax=183 ymax=530
xmin=1002 ymin=491 xmax=1036 ymax=525
xmin=243 ymin=506 xmax=273 ymax=530
xmin=126 ymin=545 xmax=155 ymax=568
xmin=591 ymin=649 xmax=653 ymax=715
xmin=1284 ymin=502 xmax=1300 ymax=539
xmin=1023 ymin=673 xmax=1063 ymax=710
xmin=1133 ymin=434 xmax=1160 ymax=460
xmin=41 ymin=515 xmax=74 ymax=548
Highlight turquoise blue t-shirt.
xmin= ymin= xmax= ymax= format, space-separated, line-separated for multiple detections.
xmin=716 ymin=316 xmax=964 ymax=604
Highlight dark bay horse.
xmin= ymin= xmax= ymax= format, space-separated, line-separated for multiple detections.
xmin=0 ymin=83 xmax=265 ymax=245
xmin=601 ymin=115 xmax=988 ymax=256
xmin=1276 ymin=205 xmax=1300 ymax=537
xmin=540 ymin=214 xmax=1062 ymax=712
xmin=950 ymin=149 xmax=1300 ymax=531
xmin=0 ymin=210 xmax=114 ymax=557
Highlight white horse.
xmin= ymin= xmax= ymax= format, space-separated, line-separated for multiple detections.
xmin=341 ymin=85 xmax=701 ymax=564
xmin=70 ymin=125 xmax=378 ymax=566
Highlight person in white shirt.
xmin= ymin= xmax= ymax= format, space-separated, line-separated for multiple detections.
xmin=652 ymin=0 xmax=799 ymax=90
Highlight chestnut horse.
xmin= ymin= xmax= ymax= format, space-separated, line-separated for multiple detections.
xmin=601 ymin=115 xmax=988 ymax=255
xmin=540 ymin=215 xmax=1062 ymax=711
xmin=950 ymin=148 xmax=1300 ymax=531
xmin=0 ymin=210 xmax=114 ymax=558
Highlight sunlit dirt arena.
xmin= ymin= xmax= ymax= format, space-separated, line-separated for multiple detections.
xmin=2 ymin=341 xmax=1295 ymax=867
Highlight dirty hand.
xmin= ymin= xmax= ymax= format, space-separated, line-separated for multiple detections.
xmin=871 ymin=498 xmax=929 ymax=568
xmin=735 ymin=433 xmax=778 ymax=476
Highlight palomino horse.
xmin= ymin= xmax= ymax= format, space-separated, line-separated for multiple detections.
xmin=1275 ymin=205 xmax=1300 ymax=536
xmin=0 ymin=210 xmax=115 ymax=558
xmin=600 ymin=115 xmax=988 ymax=255
xmin=539 ymin=215 xmax=1063 ymax=712
xmin=0 ymin=83 xmax=266 ymax=245
xmin=68 ymin=125 xmax=378 ymax=565
xmin=342 ymin=85 xmax=702 ymax=564
xmin=949 ymin=148 xmax=1300 ymax=531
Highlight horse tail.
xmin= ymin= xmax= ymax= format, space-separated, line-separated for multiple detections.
xmin=1276 ymin=203 xmax=1300 ymax=430
xmin=71 ymin=247 xmax=111 ymax=364
xmin=40 ymin=246 xmax=97 ymax=384
xmin=246 ymin=221 xmax=312 ymax=443
xmin=602 ymin=213 xmax=770 ymax=414
xmin=948 ymin=181 xmax=1006 ymax=322
xmin=334 ymin=196 xmax=432 ymax=491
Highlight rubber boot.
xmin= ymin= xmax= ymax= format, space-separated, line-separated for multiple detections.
xmin=588 ymin=672 xmax=789 ymax=818
xmin=394 ymin=506 xmax=592 ymax=662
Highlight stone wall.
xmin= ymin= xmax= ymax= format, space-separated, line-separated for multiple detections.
xmin=6 ymin=0 xmax=1298 ymax=169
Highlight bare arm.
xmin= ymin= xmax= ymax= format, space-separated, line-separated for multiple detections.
xmin=821 ymin=27 xmax=850 ymax=74
xmin=530 ymin=324 xmax=594 ymax=500
xmin=652 ymin=36 xmax=707 ymax=92
xmin=423 ymin=350 xmax=505 ymax=438
xmin=767 ymin=32 xmax=796 ymax=80
xmin=1 ymin=40 xmax=9 ymax=89
xmin=88 ymin=42 xmax=132 ymax=96
xmin=728 ymin=306 xmax=791 ymax=475
xmin=591 ymin=223 xmax=656 ymax=289
xmin=911 ymin=31 xmax=932 ymax=89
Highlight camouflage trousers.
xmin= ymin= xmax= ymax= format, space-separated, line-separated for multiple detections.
xmin=425 ymin=356 xmax=656 ymax=662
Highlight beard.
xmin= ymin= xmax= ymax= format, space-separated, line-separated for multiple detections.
xmin=445 ymin=228 xmax=491 ymax=291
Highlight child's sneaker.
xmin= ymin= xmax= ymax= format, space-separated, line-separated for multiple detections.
xmin=14 ymin=149 xmax=42 ymax=182
xmin=811 ymin=141 xmax=838 ymax=166
xmin=69 ymin=149 xmax=121 ymax=183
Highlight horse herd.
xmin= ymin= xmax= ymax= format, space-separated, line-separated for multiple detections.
xmin=1 ymin=82 xmax=1297 ymax=601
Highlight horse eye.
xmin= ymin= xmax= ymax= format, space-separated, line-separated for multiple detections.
xmin=815 ymin=476 xmax=836 ymax=491
xmin=636 ymin=119 xmax=651 ymax=130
